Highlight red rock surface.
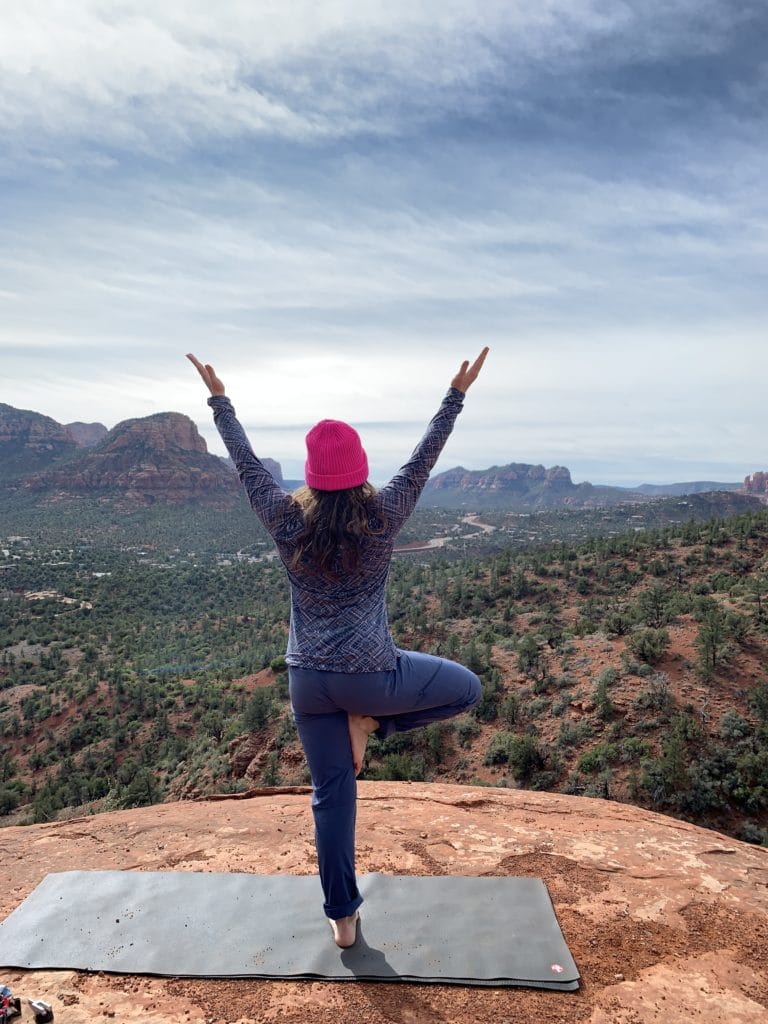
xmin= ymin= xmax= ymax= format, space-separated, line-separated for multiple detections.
xmin=1 ymin=783 xmax=767 ymax=1023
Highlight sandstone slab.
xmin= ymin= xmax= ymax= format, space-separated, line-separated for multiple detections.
xmin=0 ymin=783 xmax=766 ymax=1023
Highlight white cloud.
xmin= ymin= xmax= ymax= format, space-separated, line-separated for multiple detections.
xmin=1 ymin=2 xmax=765 ymax=484
xmin=0 ymin=0 xmax=755 ymax=157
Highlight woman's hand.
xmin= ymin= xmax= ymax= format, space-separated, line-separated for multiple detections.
xmin=451 ymin=346 xmax=489 ymax=393
xmin=187 ymin=353 xmax=226 ymax=397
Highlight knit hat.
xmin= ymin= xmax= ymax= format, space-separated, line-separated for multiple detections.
xmin=304 ymin=419 xmax=369 ymax=491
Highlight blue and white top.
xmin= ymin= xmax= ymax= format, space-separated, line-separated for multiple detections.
xmin=208 ymin=388 xmax=464 ymax=672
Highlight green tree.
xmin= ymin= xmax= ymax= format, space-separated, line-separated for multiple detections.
xmin=696 ymin=606 xmax=728 ymax=676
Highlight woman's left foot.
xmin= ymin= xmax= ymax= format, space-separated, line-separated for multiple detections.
xmin=348 ymin=714 xmax=379 ymax=776
xmin=330 ymin=911 xmax=359 ymax=948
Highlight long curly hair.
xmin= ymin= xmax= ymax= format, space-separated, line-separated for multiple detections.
xmin=291 ymin=483 xmax=385 ymax=576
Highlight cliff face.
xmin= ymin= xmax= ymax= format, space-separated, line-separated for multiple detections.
xmin=22 ymin=412 xmax=241 ymax=505
xmin=0 ymin=403 xmax=79 ymax=482
xmin=427 ymin=463 xmax=574 ymax=492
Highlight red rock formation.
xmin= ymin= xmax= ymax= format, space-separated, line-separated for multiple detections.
xmin=0 ymin=403 xmax=79 ymax=480
xmin=743 ymin=471 xmax=768 ymax=495
xmin=426 ymin=463 xmax=574 ymax=492
xmin=23 ymin=412 xmax=241 ymax=505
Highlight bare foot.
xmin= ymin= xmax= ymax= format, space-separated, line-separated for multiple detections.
xmin=348 ymin=714 xmax=379 ymax=776
xmin=330 ymin=911 xmax=359 ymax=948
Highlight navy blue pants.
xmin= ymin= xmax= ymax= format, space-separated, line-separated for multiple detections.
xmin=289 ymin=651 xmax=481 ymax=919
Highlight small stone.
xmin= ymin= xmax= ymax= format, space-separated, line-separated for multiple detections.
xmin=614 ymin=973 xmax=625 ymax=982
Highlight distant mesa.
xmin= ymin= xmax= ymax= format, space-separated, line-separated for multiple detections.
xmin=420 ymin=462 xmax=749 ymax=510
xmin=64 ymin=420 xmax=109 ymax=447
xmin=19 ymin=411 xmax=242 ymax=507
xmin=421 ymin=461 xmax=626 ymax=510
xmin=635 ymin=480 xmax=741 ymax=496
xmin=0 ymin=401 xmax=759 ymax=513
xmin=0 ymin=402 xmax=79 ymax=481
xmin=0 ymin=402 xmax=290 ymax=508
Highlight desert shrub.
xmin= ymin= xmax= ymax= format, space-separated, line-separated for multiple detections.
xmin=577 ymin=742 xmax=618 ymax=773
xmin=455 ymin=717 xmax=481 ymax=747
xmin=243 ymin=689 xmax=277 ymax=732
xmin=0 ymin=787 xmax=20 ymax=815
xmin=633 ymin=672 xmax=673 ymax=713
xmin=731 ymin=749 xmax=768 ymax=811
xmin=562 ymin=770 xmax=585 ymax=795
xmin=525 ymin=696 xmax=549 ymax=719
xmin=499 ymin=694 xmax=519 ymax=726
xmin=517 ymin=635 xmax=547 ymax=681
xmin=423 ymin=722 xmax=451 ymax=763
xmin=749 ymin=680 xmax=768 ymax=726
xmin=620 ymin=736 xmax=651 ymax=762
xmin=484 ymin=731 xmax=515 ymax=765
xmin=595 ymin=667 xmax=620 ymax=688
xmin=367 ymin=752 xmax=426 ymax=782
xmin=507 ymin=735 xmax=544 ymax=780
xmin=604 ymin=605 xmax=634 ymax=637
xmin=719 ymin=709 xmax=750 ymax=741
xmin=556 ymin=719 xmax=592 ymax=749
xmin=635 ymin=583 xmax=673 ymax=628
xmin=484 ymin=733 xmax=543 ymax=780
xmin=739 ymin=821 xmax=768 ymax=846
xmin=274 ymin=714 xmax=297 ymax=748
xmin=593 ymin=674 xmax=615 ymax=721
xmin=473 ymin=673 xmax=503 ymax=723
xmin=582 ymin=769 xmax=613 ymax=799
xmin=260 ymin=751 xmax=281 ymax=786
xmin=551 ymin=694 xmax=572 ymax=716
xmin=626 ymin=628 xmax=669 ymax=665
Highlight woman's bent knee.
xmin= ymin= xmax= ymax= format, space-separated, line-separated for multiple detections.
xmin=468 ymin=671 xmax=482 ymax=707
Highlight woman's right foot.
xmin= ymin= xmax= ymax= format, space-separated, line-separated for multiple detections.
xmin=330 ymin=911 xmax=359 ymax=948
xmin=348 ymin=714 xmax=379 ymax=776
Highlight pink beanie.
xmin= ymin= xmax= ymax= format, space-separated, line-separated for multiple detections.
xmin=304 ymin=419 xmax=369 ymax=491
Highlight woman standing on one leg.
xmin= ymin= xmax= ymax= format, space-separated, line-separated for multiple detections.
xmin=188 ymin=347 xmax=488 ymax=948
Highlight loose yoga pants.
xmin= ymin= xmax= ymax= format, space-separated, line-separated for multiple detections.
xmin=289 ymin=650 xmax=481 ymax=920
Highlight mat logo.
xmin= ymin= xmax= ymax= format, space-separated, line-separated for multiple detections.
xmin=550 ymin=963 xmax=564 ymax=974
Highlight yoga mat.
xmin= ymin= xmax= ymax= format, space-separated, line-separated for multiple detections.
xmin=0 ymin=871 xmax=579 ymax=990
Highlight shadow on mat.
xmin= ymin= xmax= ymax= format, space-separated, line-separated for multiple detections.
xmin=339 ymin=921 xmax=398 ymax=979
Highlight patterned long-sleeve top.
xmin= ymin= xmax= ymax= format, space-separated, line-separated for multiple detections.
xmin=208 ymin=388 xmax=464 ymax=672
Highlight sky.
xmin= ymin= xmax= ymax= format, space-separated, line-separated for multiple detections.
xmin=1 ymin=1 xmax=766 ymax=486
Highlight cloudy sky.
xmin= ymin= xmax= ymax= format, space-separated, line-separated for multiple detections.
xmin=2 ymin=1 xmax=766 ymax=485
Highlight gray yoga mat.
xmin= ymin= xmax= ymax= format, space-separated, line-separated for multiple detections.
xmin=0 ymin=871 xmax=579 ymax=990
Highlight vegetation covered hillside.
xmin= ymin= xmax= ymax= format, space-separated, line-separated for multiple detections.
xmin=1 ymin=507 xmax=767 ymax=846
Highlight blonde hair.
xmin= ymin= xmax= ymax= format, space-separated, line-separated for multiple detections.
xmin=291 ymin=483 xmax=385 ymax=575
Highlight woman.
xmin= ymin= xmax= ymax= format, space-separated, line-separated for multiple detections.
xmin=188 ymin=347 xmax=488 ymax=948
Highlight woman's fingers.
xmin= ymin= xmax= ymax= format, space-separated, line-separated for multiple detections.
xmin=467 ymin=346 xmax=489 ymax=383
xmin=186 ymin=352 xmax=209 ymax=382
xmin=451 ymin=346 xmax=489 ymax=392
xmin=187 ymin=352 xmax=223 ymax=394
